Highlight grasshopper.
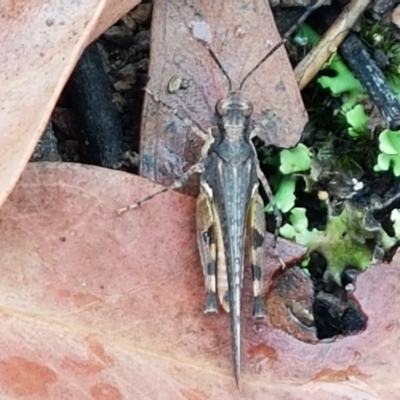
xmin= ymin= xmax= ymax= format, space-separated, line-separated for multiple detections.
xmin=117 ymin=1 xmax=324 ymax=388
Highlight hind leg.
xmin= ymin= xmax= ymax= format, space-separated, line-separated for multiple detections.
xmin=247 ymin=192 xmax=267 ymax=319
xmin=196 ymin=192 xmax=218 ymax=313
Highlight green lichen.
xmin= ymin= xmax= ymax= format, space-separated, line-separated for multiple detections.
xmin=279 ymin=144 xmax=312 ymax=175
xmin=391 ymin=209 xmax=400 ymax=240
xmin=374 ymin=129 xmax=400 ymax=176
xmin=345 ymin=104 xmax=370 ymax=138
xmin=318 ymin=55 xmax=366 ymax=112
xmin=280 ymin=204 xmax=396 ymax=285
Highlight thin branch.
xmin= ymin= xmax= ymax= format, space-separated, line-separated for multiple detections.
xmin=294 ymin=0 xmax=372 ymax=90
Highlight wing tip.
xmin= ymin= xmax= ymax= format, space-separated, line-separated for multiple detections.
xmin=231 ymin=287 xmax=242 ymax=391
xmin=234 ymin=363 xmax=242 ymax=391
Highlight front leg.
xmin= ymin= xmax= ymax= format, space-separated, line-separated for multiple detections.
xmin=144 ymin=88 xmax=209 ymax=142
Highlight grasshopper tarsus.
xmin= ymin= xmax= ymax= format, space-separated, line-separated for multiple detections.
xmin=253 ymin=296 xmax=266 ymax=319
xmin=278 ymin=254 xmax=287 ymax=270
xmin=116 ymin=187 xmax=169 ymax=215
xmin=177 ymin=162 xmax=205 ymax=185
xmin=270 ymin=247 xmax=287 ymax=270
xmin=204 ymin=291 xmax=218 ymax=313
xmin=115 ymin=204 xmax=138 ymax=216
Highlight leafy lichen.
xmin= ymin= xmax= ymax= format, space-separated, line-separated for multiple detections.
xmin=374 ymin=129 xmax=400 ymax=176
xmin=280 ymin=203 xmax=397 ymax=285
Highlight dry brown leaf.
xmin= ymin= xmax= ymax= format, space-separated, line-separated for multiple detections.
xmin=0 ymin=0 xmax=140 ymax=211
xmin=140 ymin=0 xmax=307 ymax=194
xmin=0 ymin=162 xmax=399 ymax=398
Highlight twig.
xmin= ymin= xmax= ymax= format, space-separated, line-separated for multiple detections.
xmin=294 ymin=0 xmax=372 ymax=90
xmin=68 ymin=42 xmax=124 ymax=168
xmin=307 ymin=3 xmax=400 ymax=130
xmin=339 ymin=34 xmax=400 ymax=130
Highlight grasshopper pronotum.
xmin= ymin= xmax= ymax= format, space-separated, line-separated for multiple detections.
xmin=117 ymin=1 xmax=324 ymax=388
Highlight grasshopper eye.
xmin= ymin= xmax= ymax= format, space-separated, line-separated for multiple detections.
xmin=216 ymin=99 xmax=227 ymax=116
xmin=242 ymin=100 xmax=253 ymax=117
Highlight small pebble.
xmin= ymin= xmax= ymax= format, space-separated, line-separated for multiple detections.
xmin=103 ymin=25 xmax=133 ymax=45
xmin=117 ymin=63 xmax=136 ymax=84
xmin=130 ymin=3 xmax=152 ymax=25
xmin=113 ymin=80 xmax=132 ymax=92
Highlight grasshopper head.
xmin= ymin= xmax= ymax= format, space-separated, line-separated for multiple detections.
xmin=216 ymin=92 xmax=253 ymax=123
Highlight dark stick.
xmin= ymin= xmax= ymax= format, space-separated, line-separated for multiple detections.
xmin=31 ymin=122 xmax=61 ymax=162
xmin=68 ymin=42 xmax=125 ymax=168
xmin=316 ymin=7 xmax=400 ymax=130
xmin=339 ymin=33 xmax=400 ymax=130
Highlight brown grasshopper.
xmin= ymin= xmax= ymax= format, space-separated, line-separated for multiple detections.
xmin=118 ymin=1 xmax=324 ymax=388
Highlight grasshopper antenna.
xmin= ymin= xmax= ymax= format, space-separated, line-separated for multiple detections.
xmin=239 ymin=0 xmax=326 ymax=90
xmin=207 ymin=46 xmax=233 ymax=91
